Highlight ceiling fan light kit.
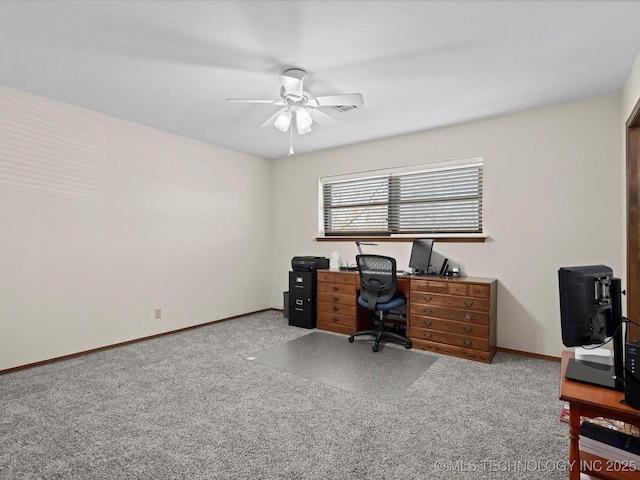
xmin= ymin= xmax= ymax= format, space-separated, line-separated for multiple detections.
xmin=226 ymin=68 xmax=364 ymax=155
xmin=295 ymin=108 xmax=312 ymax=134
xmin=274 ymin=110 xmax=292 ymax=132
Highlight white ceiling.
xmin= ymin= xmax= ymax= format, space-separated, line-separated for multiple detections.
xmin=2 ymin=1 xmax=640 ymax=160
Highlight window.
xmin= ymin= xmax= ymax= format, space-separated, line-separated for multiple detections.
xmin=321 ymin=158 xmax=483 ymax=236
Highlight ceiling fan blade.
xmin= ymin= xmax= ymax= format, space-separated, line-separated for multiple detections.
xmin=279 ymin=74 xmax=304 ymax=99
xmin=260 ymin=109 xmax=286 ymax=128
xmin=314 ymin=93 xmax=364 ymax=107
xmin=308 ymin=108 xmax=337 ymax=127
xmin=226 ymin=99 xmax=278 ymax=104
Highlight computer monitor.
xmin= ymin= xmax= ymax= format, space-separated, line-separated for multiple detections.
xmin=558 ymin=265 xmax=624 ymax=391
xmin=409 ymin=239 xmax=434 ymax=275
xmin=429 ymin=250 xmax=449 ymax=276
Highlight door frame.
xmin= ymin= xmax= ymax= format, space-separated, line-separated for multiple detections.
xmin=626 ymin=96 xmax=640 ymax=340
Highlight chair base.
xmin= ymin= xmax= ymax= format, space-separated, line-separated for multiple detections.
xmin=348 ymin=312 xmax=412 ymax=352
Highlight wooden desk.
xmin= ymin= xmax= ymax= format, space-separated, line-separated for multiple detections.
xmin=559 ymin=351 xmax=640 ymax=479
xmin=316 ymin=270 xmax=496 ymax=363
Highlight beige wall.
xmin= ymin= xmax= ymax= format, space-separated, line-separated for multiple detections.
xmin=271 ymin=95 xmax=623 ymax=358
xmin=1 ymin=71 xmax=633 ymax=368
xmin=0 ymin=86 xmax=273 ymax=371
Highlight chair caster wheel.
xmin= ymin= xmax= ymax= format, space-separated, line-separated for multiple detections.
xmin=348 ymin=336 xmax=354 ymax=343
xmin=372 ymin=344 xmax=379 ymax=352
xmin=404 ymin=344 xmax=411 ymax=349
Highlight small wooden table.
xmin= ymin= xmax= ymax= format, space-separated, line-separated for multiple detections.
xmin=559 ymin=351 xmax=640 ymax=479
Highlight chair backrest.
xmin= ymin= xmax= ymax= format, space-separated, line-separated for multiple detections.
xmin=356 ymin=255 xmax=398 ymax=308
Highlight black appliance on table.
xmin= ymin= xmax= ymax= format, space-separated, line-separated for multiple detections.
xmin=288 ymin=256 xmax=329 ymax=328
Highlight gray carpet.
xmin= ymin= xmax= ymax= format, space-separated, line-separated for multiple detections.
xmin=0 ymin=311 xmax=568 ymax=479
xmin=251 ymin=331 xmax=438 ymax=403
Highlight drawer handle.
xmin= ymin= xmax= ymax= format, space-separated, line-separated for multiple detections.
xmin=464 ymin=339 xmax=473 ymax=347
xmin=332 ymin=306 xmax=339 ymax=312
xmin=423 ymin=333 xmax=432 ymax=340
xmin=422 ymin=320 xmax=432 ymax=327
xmin=332 ymin=316 xmax=339 ymax=323
xmin=463 ymin=326 xmax=473 ymax=333
xmin=423 ymin=308 xmax=432 ymax=315
xmin=423 ymin=295 xmax=432 ymax=302
xmin=332 ymin=296 xmax=339 ymax=302
xmin=332 ymin=286 xmax=339 ymax=292
xmin=464 ymin=300 xmax=474 ymax=307
xmin=464 ymin=313 xmax=473 ymax=321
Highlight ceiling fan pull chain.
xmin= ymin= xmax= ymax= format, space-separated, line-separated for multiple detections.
xmin=288 ymin=125 xmax=294 ymax=156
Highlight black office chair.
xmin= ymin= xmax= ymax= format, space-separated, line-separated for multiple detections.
xmin=348 ymin=254 xmax=411 ymax=352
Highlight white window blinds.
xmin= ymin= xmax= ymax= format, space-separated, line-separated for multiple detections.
xmin=322 ymin=160 xmax=483 ymax=236
xmin=322 ymin=175 xmax=391 ymax=235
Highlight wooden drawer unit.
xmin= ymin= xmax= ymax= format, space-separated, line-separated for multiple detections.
xmin=316 ymin=271 xmax=358 ymax=335
xmin=409 ymin=277 xmax=497 ymax=363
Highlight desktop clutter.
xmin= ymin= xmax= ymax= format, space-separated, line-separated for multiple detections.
xmin=329 ymin=239 xmax=460 ymax=277
xmin=286 ymin=239 xmax=460 ymax=331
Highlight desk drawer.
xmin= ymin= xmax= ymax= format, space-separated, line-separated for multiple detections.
xmin=467 ymin=284 xmax=490 ymax=298
xmin=412 ymin=338 xmax=491 ymax=363
xmin=317 ymin=301 xmax=357 ymax=316
xmin=317 ymin=311 xmax=356 ymax=328
xmin=410 ymin=315 xmax=489 ymax=338
xmin=317 ymin=291 xmax=355 ymax=305
xmin=317 ymin=321 xmax=354 ymax=335
xmin=411 ymin=279 xmax=490 ymax=298
xmin=410 ymin=291 xmax=489 ymax=312
xmin=317 ymin=282 xmax=356 ymax=295
xmin=410 ymin=327 xmax=488 ymax=352
xmin=409 ymin=303 xmax=489 ymax=325
xmin=411 ymin=279 xmax=448 ymax=293
xmin=317 ymin=272 xmax=357 ymax=284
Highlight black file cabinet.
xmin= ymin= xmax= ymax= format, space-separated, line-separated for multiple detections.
xmin=288 ymin=271 xmax=317 ymax=329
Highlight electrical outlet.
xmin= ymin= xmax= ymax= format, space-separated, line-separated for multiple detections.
xmin=155 ymin=308 xmax=162 ymax=319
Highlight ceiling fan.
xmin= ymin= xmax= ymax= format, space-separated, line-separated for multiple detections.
xmin=226 ymin=68 xmax=364 ymax=138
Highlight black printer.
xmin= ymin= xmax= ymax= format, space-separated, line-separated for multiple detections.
xmin=291 ymin=256 xmax=329 ymax=272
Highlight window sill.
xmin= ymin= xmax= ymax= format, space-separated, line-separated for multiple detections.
xmin=315 ymin=235 xmax=488 ymax=243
